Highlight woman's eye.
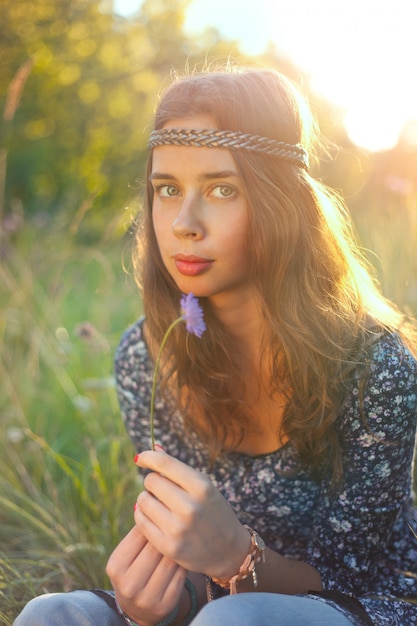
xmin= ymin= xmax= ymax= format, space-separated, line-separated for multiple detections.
xmin=211 ymin=185 xmax=235 ymax=198
xmin=155 ymin=184 xmax=179 ymax=197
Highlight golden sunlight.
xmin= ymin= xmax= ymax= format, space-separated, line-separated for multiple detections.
xmin=185 ymin=0 xmax=417 ymax=152
xmin=114 ymin=0 xmax=417 ymax=152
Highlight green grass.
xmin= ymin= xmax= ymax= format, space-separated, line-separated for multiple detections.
xmin=0 ymin=214 xmax=143 ymax=623
xmin=352 ymin=190 xmax=417 ymax=316
xmin=1 ymin=188 xmax=416 ymax=624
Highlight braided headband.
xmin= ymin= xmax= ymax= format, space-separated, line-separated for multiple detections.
xmin=148 ymin=128 xmax=309 ymax=170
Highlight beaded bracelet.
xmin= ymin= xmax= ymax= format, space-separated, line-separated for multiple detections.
xmin=210 ymin=525 xmax=266 ymax=595
xmin=115 ymin=578 xmax=198 ymax=626
xmin=178 ymin=578 xmax=199 ymax=626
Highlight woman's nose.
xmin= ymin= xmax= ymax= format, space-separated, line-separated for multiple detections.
xmin=172 ymin=195 xmax=204 ymax=239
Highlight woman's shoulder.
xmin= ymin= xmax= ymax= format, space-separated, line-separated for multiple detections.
xmin=114 ymin=316 xmax=151 ymax=377
xmin=367 ymin=328 xmax=417 ymax=377
xmin=116 ymin=315 xmax=146 ymax=350
xmin=341 ymin=329 xmax=417 ymax=438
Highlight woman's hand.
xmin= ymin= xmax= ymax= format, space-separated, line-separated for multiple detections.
xmin=134 ymin=449 xmax=251 ymax=581
xmin=106 ymin=526 xmax=187 ymax=626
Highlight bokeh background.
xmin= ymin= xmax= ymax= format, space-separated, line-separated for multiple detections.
xmin=1 ymin=1 xmax=417 ymax=622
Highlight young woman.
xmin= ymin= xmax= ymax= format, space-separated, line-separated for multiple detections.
xmin=15 ymin=68 xmax=417 ymax=626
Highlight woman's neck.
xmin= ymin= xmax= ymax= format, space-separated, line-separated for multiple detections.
xmin=209 ymin=290 xmax=267 ymax=359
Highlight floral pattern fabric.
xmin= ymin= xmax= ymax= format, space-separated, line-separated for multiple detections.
xmin=115 ymin=317 xmax=417 ymax=625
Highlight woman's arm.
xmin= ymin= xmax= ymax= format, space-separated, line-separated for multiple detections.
xmin=306 ymin=333 xmax=417 ymax=593
xmin=238 ymin=547 xmax=322 ymax=594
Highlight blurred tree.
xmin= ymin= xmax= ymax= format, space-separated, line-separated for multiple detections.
xmin=0 ymin=0 xmax=248 ymax=236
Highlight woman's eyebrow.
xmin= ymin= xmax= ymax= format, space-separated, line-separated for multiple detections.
xmin=149 ymin=172 xmax=176 ymax=181
xmin=150 ymin=170 xmax=239 ymax=181
xmin=200 ymin=170 xmax=239 ymax=180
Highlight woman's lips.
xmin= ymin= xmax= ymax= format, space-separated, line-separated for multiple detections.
xmin=173 ymin=254 xmax=213 ymax=276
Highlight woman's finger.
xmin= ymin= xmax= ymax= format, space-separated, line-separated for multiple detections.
xmin=106 ymin=526 xmax=147 ymax=574
xmin=136 ymin=450 xmax=209 ymax=497
xmin=142 ymin=470 xmax=199 ymax=516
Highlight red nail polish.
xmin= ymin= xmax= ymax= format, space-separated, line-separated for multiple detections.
xmin=134 ymin=453 xmax=140 ymax=463
xmin=154 ymin=443 xmax=165 ymax=452
xmin=134 ymin=502 xmax=139 ymax=512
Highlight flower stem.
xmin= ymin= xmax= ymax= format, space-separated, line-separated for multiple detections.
xmin=150 ymin=317 xmax=183 ymax=450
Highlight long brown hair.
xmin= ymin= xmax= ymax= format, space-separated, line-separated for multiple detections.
xmin=134 ymin=67 xmax=417 ymax=485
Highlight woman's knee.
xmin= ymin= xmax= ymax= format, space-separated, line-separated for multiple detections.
xmin=13 ymin=590 xmax=122 ymax=626
xmin=14 ymin=593 xmax=58 ymax=626
xmin=190 ymin=593 xmax=355 ymax=626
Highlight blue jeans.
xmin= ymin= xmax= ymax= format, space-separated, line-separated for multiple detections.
xmin=14 ymin=590 xmax=355 ymax=626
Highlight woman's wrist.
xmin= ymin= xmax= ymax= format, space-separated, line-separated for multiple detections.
xmin=115 ymin=578 xmax=198 ymax=626
xmin=208 ymin=523 xmax=251 ymax=582
xmin=210 ymin=525 xmax=266 ymax=594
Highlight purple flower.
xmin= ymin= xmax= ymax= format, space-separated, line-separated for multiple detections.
xmin=180 ymin=293 xmax=206 ymax=338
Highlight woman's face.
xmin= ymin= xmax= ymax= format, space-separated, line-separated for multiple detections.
xmin=151 ymin=116 xmax=253 ymax=308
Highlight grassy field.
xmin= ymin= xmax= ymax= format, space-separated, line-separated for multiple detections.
xmin=0 ymin=213 xmax=143 ymax=624
xmin=1 ymin=186 xmax=416 ymax=623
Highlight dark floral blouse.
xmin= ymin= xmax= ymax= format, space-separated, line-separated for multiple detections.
xmin=115 ymin=317 xmax=417 ymax=625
